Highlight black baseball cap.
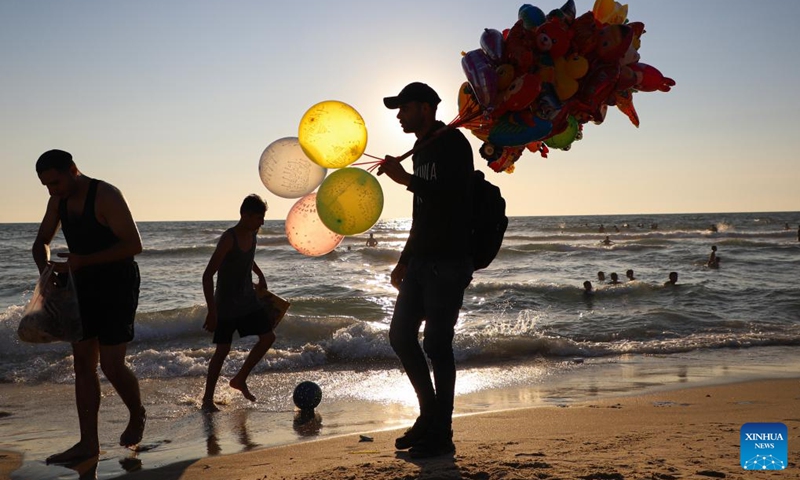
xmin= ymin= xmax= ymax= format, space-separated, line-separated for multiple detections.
xmin=383 ymin=82 xmax=441 ymax=109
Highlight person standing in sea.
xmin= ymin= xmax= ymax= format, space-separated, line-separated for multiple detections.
xmin=32 ymin=149 xmax=146 ymax=464
xmin=377 ymin=82 xmax=474 ymax=458
xmin=707 ymin=245 xmax=719 ymax=268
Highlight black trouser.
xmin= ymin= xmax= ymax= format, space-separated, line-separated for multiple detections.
xmin=389 ymin=257 xmax=473 ymax=431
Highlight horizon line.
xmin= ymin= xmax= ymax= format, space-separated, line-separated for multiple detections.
xmin=1 ymin=210 xmax=798 ymax=225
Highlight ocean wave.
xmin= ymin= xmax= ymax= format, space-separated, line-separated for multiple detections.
xmin=140 ymin=245 xmax=216 ymax=257
xmin=134 ymin=305 xmax=209 ymax=342
xmin=0 ymin=284 xmax=33 ymax=302
xmin=140 ymin=236 xmax=291 ymax=257
xmin=499 ymin=242 xmax=667 ymax=256
xmin=502 ymin=229 xmax=793 ymax=244
xmin=0 ymin=307 xmax=800 ymax=383
xmin=468 ymin=279 xmax=662 ymax=301
xmin=358 ymin=247 xmax=403 ymax=263
xmin=157 ymin=221 xmax=281 ymax=234
xmin=2 ymin=213 xmax=798 ymax=385
xmin=501 ymin=243 xmax=580 ymax=254
xmin=456 ymin=329 xmax=800 ymax=361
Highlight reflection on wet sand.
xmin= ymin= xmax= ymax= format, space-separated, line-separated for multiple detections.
xmin=293 ymin=409 xmax=323 ymax=437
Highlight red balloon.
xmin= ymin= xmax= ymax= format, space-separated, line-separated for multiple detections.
xmin=613 ymin=89 xmax=640 ymax=127
xmin=488 ymin=146 xmax=525 ymax=173
xmin=537 ymin=19 xmax=572 ymax=59
xmin=570 ymin=11 xmax=600 ymax=56
xmin=615 ymin=65 xmax=638 ymax=92
xmin=578 ymin=64 xmax=619 ymax=108
xmin=495 ymin=73 xmax=542 ymax=116
xmin=503 ymin=20 xmax=536 ymax=72
xmin=628 ymin=22 xmax=645 ymax=40
xmin=630 ymin=63 xmax=676 ymax=92
xmin=595 ymin=24 xmax=633 ymax=62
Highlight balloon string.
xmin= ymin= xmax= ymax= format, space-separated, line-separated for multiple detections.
xmin=387 ymin=110 xmax=483 ymax=163
xmin=353 ymin=153 xmax=386 ymax=173
xmin=354 ymin=110 xmax=483 ymax=173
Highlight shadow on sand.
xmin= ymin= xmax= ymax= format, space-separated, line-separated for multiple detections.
xmin=395 ymin=449 xmax=466 ymax=480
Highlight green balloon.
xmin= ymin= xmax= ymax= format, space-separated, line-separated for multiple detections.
xmin=316 ymin=168 xmax=383 ymax=236
xmin=544 ymin=115 xmax=579 ymax=150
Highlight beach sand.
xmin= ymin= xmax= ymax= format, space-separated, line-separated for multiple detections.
xmin=0 ymin=452 xmax=21 ymax=480
xmin=74 ymin=378 xmax=797 ymax=480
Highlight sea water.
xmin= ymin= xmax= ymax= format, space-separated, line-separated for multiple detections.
xmin=1 ymin=212 xmax=799 ymax=479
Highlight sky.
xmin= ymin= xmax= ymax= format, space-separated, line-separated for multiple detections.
xmin=2 ymin=0 xmax=799 ymax=223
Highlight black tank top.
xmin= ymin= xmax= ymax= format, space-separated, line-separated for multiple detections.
xmin=59 ymin=178 xmax=130 ymax=261
xmin=215 ymin=228 xmax=260 ymax=319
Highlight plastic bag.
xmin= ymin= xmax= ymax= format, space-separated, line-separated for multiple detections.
xmin=18 ymin=264 xmax=83 ymax=343
xmin=255 ymin=285 xmax=291 ymax=330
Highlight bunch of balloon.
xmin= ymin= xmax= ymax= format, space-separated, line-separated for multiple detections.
xmin=288 ymin=100 xmax=384 ymax=252
xmin=458 ymin=0 xmax=675 ymax=173
xmin=260 ymin=100 xmax=384 ymax=256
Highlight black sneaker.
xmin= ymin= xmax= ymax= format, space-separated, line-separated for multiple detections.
xmin=408 ymin=430 xmax=455 ymax=459
xmin=395 ymin=417 xmax=430 ymax=450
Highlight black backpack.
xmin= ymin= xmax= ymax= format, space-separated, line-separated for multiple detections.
xmin=472 ymin=170 xmax=508 ymax=270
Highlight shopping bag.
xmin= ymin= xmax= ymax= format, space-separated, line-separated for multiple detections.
xmin=255 ymin=285 xmax=291 ymax=330
xmin=18 ymin=264 xmax=83 ymax=343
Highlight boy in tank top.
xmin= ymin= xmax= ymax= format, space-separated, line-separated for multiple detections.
xmin=201 ymin=194 xmax=276 ymax=412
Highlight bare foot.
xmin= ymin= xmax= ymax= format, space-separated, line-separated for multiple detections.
xmin=46 ymin=442 xmax=99 ymax=464
xmin=119 ymin=406 xmax=147 ymax=447
xmin=229 ymin=377 xmax=256 ymax=402
xmin=201 ymin=399 xmax=220 ymax=413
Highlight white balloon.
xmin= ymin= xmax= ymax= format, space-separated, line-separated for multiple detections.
xmin=259 ymin=137 xmax=327 ymax=199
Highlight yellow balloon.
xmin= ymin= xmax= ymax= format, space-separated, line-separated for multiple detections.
xmin=298 ymin=100 xmax=368 ymax=169
xmin=285 ymin=193 xmax=344 ymax=256
xmin=316 ymin=168 xmax=383 ymax=236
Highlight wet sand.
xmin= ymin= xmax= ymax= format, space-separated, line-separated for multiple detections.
xmin=145 ymin=378 xmax=800 ymax=480
xmin=0 ymin=451 xmax=21 ymax=480
xmin=5 ymin=378 xmax=794 ymax=480
xmin=2 ymin=350 xmax=799 ymax=480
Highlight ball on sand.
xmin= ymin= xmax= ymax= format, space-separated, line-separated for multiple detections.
xmin=293 ymin=381 xmax=322 ymax=410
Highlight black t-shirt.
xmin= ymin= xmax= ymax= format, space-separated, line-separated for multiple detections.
xmin=399 ymin=121 xmax=475 ymax=264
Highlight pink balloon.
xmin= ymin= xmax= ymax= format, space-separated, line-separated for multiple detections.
xmin=285 ymin=193 xmax=344 ymax=256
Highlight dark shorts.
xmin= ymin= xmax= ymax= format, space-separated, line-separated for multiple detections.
xmin=73 ymin=261 xmax=140 ymax=346
xmin=213 ymin=307 xmax=273 ymax=345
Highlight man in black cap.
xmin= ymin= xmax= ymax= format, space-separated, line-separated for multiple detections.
xmin=378 ymin=82 xmax=474 ymax=458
